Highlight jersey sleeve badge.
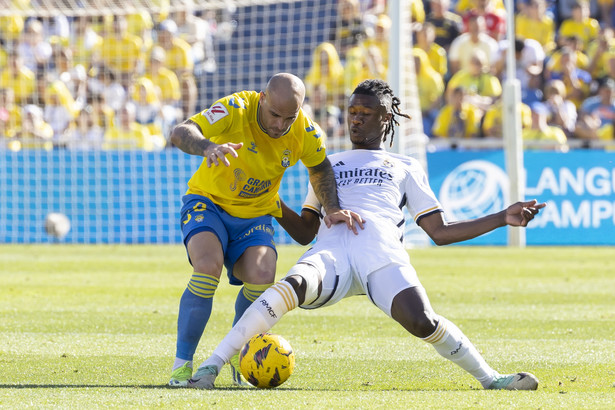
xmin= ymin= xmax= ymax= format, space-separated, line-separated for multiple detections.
xmin=203 ymin=103 xmax=229 ymax=124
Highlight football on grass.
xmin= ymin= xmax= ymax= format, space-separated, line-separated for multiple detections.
xmin=239 ymin=333 xmax=295 ymax=388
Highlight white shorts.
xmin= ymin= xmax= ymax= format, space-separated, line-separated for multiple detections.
xmin=283 ymin=223 xmax=422 ymax=317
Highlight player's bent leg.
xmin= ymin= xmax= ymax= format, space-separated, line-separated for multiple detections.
xmin=191 ymin=280 xmax=300 ymax=389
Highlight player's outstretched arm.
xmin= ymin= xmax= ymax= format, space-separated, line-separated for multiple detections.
xmin=418 ymin=200 xmax=546 ymax=246
xmin=307 ymin=158 xmax=364 ymax=234
xmin=275 ymin=200 xmax=320 ymax=245
xmin=170 ymin=119 xmax=242 ymax=167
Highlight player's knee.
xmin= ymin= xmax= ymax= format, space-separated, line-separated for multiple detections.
xmin=282 ymin=275 xmax=307 ymax=305
xmin=391 ymin=294 xmax=438 ymax=338
xmin=396 ymin=310 xmax=438 ymax=338
xmin=411 ymin=310 xmax=439 ymax=338
xmin=191 ymin=256 xmax=223 ymax=278
xmin=243 ymin=266 xmax=276 ymax=284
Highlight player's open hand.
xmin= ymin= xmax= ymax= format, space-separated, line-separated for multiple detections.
xmin=505 ymin=199 xmax=546 ymax=227
xmin=323 ymin=209 xmax=365 ymax=235
xmin=205 ymin=142 xmax=243 ymax=167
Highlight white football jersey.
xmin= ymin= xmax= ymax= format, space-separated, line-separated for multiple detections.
xmin=303 ymin=149 xmax=442 ymax=242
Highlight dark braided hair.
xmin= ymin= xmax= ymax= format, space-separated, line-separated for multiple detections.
xmin=352 ymin=79 xmax=411 ymax=147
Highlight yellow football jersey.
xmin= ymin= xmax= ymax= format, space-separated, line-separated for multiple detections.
xmin=187 ymin=90 xmax=326 ymax=218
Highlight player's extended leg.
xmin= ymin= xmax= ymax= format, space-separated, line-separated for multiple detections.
xmin=389 ymin=285 xmax=538 ymax=390
xmin=188 ymin=264 xmax=315 ymax=389
xmin=187 ymin=280 xmax=300 ymax=389
xmin=227 ymin=246 xmax=276 ymax=386
xmin=169 ymin=231 xmax=224 ymax=387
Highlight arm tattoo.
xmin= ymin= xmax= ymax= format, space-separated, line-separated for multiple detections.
xmin=308 ymin=157 xmax=341 ymax=213
xmin=171 ymin=120 xmax=214 ymax=156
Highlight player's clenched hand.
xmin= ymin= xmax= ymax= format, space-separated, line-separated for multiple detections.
xmin=205 ymin=142 xmax=243 ymax=167
xmin=505 ymin=199 xmax=546 ymax=227
xmin=323 ymin=209 xmax=365 ymax=235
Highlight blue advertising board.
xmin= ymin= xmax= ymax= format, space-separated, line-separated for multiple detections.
xmin=427 ymin=150 xmax=615 ymax=245
xmin=1 ymin=150 xmax=613 ymax=245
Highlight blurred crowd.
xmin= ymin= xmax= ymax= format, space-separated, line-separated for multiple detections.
xmin=302 ymin=0 xmax=615 ymax=151
xmin=1 ymin=0 xmax=614 ymax=152
xmin=0 ymin=0 xmax=234 ymax=151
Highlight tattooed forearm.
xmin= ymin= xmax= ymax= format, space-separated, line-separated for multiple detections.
xmin=170 ymin=120 xmax=215 ymax=156
xmin=308 ymin=157 xmax=341 ymax=213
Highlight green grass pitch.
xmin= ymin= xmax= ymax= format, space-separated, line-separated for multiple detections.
xmin=1 ymin=245 xmax=614 ymax=408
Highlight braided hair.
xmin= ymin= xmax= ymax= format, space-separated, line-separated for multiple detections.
xmin=352 ymin=79 xmax=411 ymax=147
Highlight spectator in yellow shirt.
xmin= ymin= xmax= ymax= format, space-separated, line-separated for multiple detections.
xmin=126 ymin=10 xmax=154 ymax=53
xmin=16 ymin=104 xmax=53 ymax=151
xmin=70 ymin=15 xmax=103 ymax=70
xmin=432 ymin=86 xmax=481 ymax=139
xmin=414 ymin=22 xmax=448 ymax=78
xmin=482 ymin=97 xmax=532 ymax=138
xmin=304 ymin=42 xmax=346 ymax=108
xmin=145 ymin=46 xmax=181 ymax=106
xmin=543 ymin=79 xmax=578 ymax=137
xmin=545 ymin=35 xmax=589 ymax=76
xmin=446 ymin=49 xmax=502 ymax=113
xmin=586 ymin=26 xmax=615 ymax=80
xmin=0 ymin=88 xmax=21 ymax=148
xmin=523 ymin=102 xmax=568 ymax=150
xmin=343 ymin=45 xmax=386 ymax=97
xmin=413 ymin=48 xmax=444 ymax=136
xmin=558 ymin=1 xmax=600 ymax=51
xmin=0 ymin=51 xmax=35 ymax=104
xmin=96 ymin=14 xmax=144 ymax=87
xmin=155 ymin=18 xmax=196 ymax=120
xmin=363 ymin=13 xmax=390 ymax=69
xmin=144 ymin=46 xmax=181 ymax=134
xmin=130 ymin=76 xmax=167 ymax=146
xmin=545 ymin=46 xmax=592 ymax=108
xmin=515 ymin=0 xmax=556 ymax=54
xmin=0 ymin=13 xmax=24 ymax=46
xmin=103 ymin=102 xmax=159 ymax=151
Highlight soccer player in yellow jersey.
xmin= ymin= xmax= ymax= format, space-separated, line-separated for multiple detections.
xmin=168 ymin=73 xmax=363 ymax=387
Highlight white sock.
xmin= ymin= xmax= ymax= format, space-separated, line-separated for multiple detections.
xmin=200 ymin=281 xmax=299 ymax=372
xmin=422 ymin=316 xmax=498 ymax=388
xmin=172 ymin=358 xmax=192 ymax=371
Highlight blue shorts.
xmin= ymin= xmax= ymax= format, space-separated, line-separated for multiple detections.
xmin=180 ymin=194 xmax=277 ymax=285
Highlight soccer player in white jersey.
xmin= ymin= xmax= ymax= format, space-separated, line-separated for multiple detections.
xmin=188 ymin=79 xmax=545 ymax=390
xmin=168 ymin=73 xmax=363 ymax=387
